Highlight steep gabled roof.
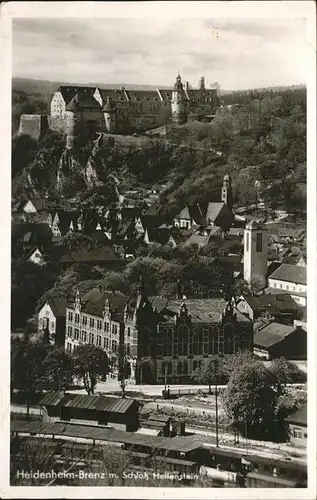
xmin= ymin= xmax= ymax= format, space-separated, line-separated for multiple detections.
xmin=125 ymin=89 xmax=160 ymax=102
xmin=204 ymin=202 xmax=226 ymax=223
xmin=46 ymin=296 xmax=68 ymax=317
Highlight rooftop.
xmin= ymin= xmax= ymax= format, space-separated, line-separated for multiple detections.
xmin=59 ymin=245 xmax=120 ymax=264
xmin=254 ymin=321 xmax=300 ymax=348
xmin=285 ymin=404 xmax=307 ymax=426
xmin=268 ymin=264 xmax=306 ymax=285
xmin=159 ymin=298 xmax=249 ymax=324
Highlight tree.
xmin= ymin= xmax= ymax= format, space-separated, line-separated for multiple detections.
xmin=223 ymin=349 xmax=258 ymax=378
xmin=192 ymin=356 xmax=228 ymax=393
xmin=222 ymin=359 xmax=283 ymax=440
xmin=73 ymin=344 xmax=109 ymax=395
xmin=268 ymin=357 xmax=307 ymax=386
xmin=11 ymin=338 xmax=47 ymax=417
xmin=41 ymin=346 xmax=74 ymax=391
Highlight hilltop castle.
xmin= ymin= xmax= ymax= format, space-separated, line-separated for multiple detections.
xmin=18 ymin=74 xmax=220 ymax=143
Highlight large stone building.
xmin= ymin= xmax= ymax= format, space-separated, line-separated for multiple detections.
xmin=64 ymin=280 xmax=253 ymax=384
xmin=19 ymin=74 xmax=220 ymax=141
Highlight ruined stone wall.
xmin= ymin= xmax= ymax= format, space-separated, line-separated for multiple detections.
xmin=18 ymin=115 xmax=49 ymax=140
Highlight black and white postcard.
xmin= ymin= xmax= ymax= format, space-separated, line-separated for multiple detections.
xmin=1 ymin=1 xmax=316 ymax=498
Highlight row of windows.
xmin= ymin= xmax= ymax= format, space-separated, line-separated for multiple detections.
xmin=161 ymin=359 xmax=203 ymax=375
xmin=67 ymin=311 xmax=121 ymax=334
xmin=140 ymin=339 xmax=250 ymax=357
xmin=272 ymin=282 xmax=304 ymax=293
xmin=66 ymin=333 xmax=122 ymax=353
xmin=158 ymin=325 xmax=237 ymax=342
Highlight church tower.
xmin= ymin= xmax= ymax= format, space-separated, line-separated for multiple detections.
xmin=171 ymin=73 xmax=188 ymax=125
xmin=221 ymin=173 xmax=233 ymax=210
xmin=243 ymin=220 xmax=268 ymax=289
xmin=103 ymin=97 xmax=116 ymax=133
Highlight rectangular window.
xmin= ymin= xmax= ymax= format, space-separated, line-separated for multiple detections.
xmin=67 ymin=326 xmax=73 ymax=338
xmin=74 ymin=328 xmax=79 ymax=340
xmin=127 ymin=327 xmax=131 ymax=337
xmin=82 ymin=315 xmax=87 ymax=326
xmin=51 ymin=322 xmax=55 ymax=331
xmin=104 ymin=338 xmax=107 ymax=349
xmin=82 ymin=331 xmax=87 ymax=342
xmin=97 ymin=335 xmax=102 ymax=346
xmin=293 ymin=428 xmax=302 ymax=439
xmin=91 ymin=334 xmax=95 ymax=344
xmin=105 ymin=322 xmax=109 ymax=332
xmin=68 ymin=311 xmax=73 ymax=322
xmin=97 ymin=319 xmax=102 ymax=330
xmin=256 ymin=232 xmax=262 ymax=252
xmin=90 ymin=318 xmax=95 ymax=328
xmin=114 ymin=325 xmax=118 ymax=335
xmin=75 ymin=314 xmax=80 ymax=324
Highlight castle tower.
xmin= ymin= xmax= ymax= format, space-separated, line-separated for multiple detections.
xmin=103 ymin=97 xmax=116 ymax=133
xmin=171 ymin=73 xmax=188 ymax=125
xmin=65 ymin=95 xmax=79 ymax=149
xmin=221 ymin=173 xmax=233 ymax=210
xmin=243 ymin=220 xmax=268 ymax=289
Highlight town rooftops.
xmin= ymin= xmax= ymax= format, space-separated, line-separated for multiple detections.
xmin=184 ymin=234 xmax=210 ymax=247
xmin=254 ymin=322 xmax=301 ymax=348
xmin=59 ymin=245 xmax=120 ymax=264
xmin=268 ymin=263 xmax=306 ymax=285
xmin=264 ymin=287 xmax=307 ymax=299
xmin=160 ymin=298 xmax=250 ymax=324
xmin=285 ymin=404 xmax=307 ymax=426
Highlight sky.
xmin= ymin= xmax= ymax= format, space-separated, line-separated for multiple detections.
xmin=12 ymin=12 xmax=308 ymax=90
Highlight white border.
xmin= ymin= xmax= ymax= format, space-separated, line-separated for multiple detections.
xmin=1 ymin=2 xmax=316 ymax=499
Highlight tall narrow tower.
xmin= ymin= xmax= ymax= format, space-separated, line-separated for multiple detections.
xmin=103 ymin=97 xmax=116 ymax=133
xmin=65 ymin=96 xmax=79 ymax=149
xmin=243 ymin=220 xmax=268 ymax=289
xmin=221 ymin=173 xmax=233 ymax=210
xmin=171 ymin=73 xmax=188 ymax=125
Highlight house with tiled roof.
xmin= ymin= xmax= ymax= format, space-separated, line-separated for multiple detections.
xmin=59 ymin=245 xmax=122 ymax=270
xmin=253 ymin=322 xmax=306 ymax=360
xmin=267 ymin=263 xmax=307 ymax=306
xmin=38 ymin=296 xmax=70 ymax=345
xmin=236 ymin=293 xmax=300 ymax=323
xmin=286 ymin=404 xmax=307 ymax=447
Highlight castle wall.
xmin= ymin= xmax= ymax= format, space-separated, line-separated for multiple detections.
xmin=18 ymin=115 xmax=49 ymax=140
xmin=48 ymin=115 xmax=67 ymax=134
